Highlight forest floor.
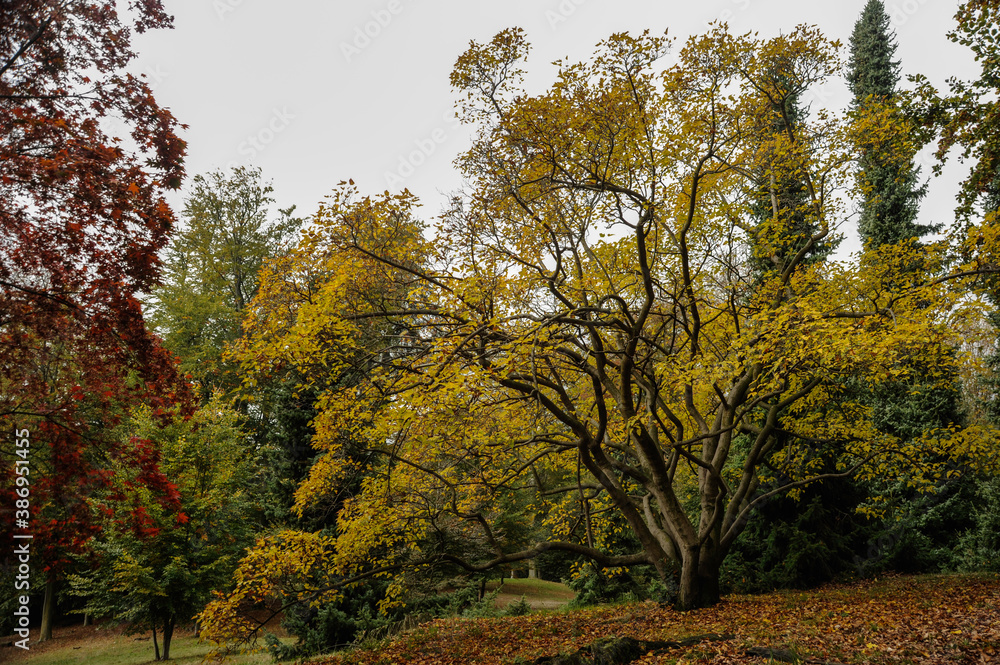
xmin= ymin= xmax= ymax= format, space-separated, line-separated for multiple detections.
xmin=2 ymin=574 xmax=996 ymax=664
xmin=316 ymin=573 xmax=1000 ymax=665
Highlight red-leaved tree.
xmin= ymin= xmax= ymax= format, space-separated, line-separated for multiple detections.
xmin=0 ymin=0 xmax=191 ymax=640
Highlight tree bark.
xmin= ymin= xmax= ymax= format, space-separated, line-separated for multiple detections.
xmin=152 ymin=619 xmax=160 ymax=661
xmin=38 ymin=575 xmax=55 ymax=641
xmin=677 ymin=548 xmax=722 ymax=610
xmin=162 ymin=616 xmax=175 ymax=660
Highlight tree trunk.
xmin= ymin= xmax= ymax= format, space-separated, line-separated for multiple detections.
xmin=677 ymin=549 xmax=721 ymax=610
xmin=83 ymin=612 xmax=90 ymax=627
xmin=38 ymin=575 xmax=55 ymax=641
xmin=162 ymin=616 xmax=175 ymax=660
xmin=528 ymin=558 xmax=538 ymax=579
xmin=152 ymin=619 xmax=160 ymax=661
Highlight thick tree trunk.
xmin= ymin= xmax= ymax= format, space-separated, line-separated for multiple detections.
xmin=38 ymin=575 xmax=55 ymax=641
xmin=677 ymin=549 xmax=721 ymax=610
xmin=162 ymin=616 xmax=175 ymax=660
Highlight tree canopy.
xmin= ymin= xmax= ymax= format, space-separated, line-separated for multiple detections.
xmin=5 ymin=2 xmax=1000 ymax=658
xmin=200 ymin=25 xmax=1000 ymax=629
xmin=0 ymin=2 xmax=190 ymax=638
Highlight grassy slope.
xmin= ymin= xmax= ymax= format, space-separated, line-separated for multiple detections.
xmin=486 ymin=578 xmax=577 ymax=610
xmin=0 ymin=624 xmax=281 ymax=665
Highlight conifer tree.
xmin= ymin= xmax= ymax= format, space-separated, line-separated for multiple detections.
xmin=749 ymin=73 xmax=836 ymax=278
xmin=848 ymin=0 xmax=932 ymax=248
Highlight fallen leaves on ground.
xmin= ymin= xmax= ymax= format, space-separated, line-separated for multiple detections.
xmin=313 ymin=574 xmax=1000 ymax=664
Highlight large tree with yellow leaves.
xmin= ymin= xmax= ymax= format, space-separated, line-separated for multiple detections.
xmin=202 ymin=26 xmax=999 ymax=638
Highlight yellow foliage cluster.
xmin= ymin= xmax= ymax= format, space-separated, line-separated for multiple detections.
xmin=204 ymin=22 xmax=1000 ymax=632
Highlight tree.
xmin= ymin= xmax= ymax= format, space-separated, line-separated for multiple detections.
xmin=748 ymin=68 xmax=836 ymax=277
xmin=848 ymin=0 xmax=931 ymax=249
xmin=0 ymin=0 xmax=188 ymax=640
xmin=912 ymin=0 xmax=1000 ymax=223
xmin=69 ymin=397 xmax=258 ymax=660
xmin=915 ymin=1 xmax=1000 ymax=416
xmin=0 ymin=0 xmax=184 ymax=326
xmin=148 ymin=166 xmax=301 ymax=399
xmin=204 ymin=27 xmax=1000 ymax=631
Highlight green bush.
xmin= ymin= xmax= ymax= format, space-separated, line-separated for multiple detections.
xmin=957 ymin=475 xmax=1000 ymax=572
xmin=567 ymin=564 xmax=676 ymax=607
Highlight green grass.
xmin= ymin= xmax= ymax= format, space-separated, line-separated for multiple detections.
xmin=485 ymin=578 xmax=576 ymax=610
xmin=488 ymin=578 xmax=574 ymax=596
xmin=486 ymin=578 xmax=576 ymax=610
xmin=2 ymin=626 xmax=289 ymax=665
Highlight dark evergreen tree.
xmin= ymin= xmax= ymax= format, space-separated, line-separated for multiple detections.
xmin=733 ymin=72 xmax=863 ymax=594
xmin=749 ymin=73 xmax=836 ymax=278
xmin=848 ymin=0 xmax=932 ymax=248
xmin=721 ymin=476 xmax=873 ymax=594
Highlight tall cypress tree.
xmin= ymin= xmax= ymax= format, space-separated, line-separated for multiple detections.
xmin=848 ymin=0 xmax=932 ymax=248
xmin=844 ymin=2 xmax=971 ymax=581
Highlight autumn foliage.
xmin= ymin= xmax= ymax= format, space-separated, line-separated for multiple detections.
xmin=310 ymin=574 xmax=1000 ymax=664
xmin=4 ymin=1 xmax=1000 ymax=661
xmin=0 ymin=0 xmax=189 ymax=577
xmin=198 ymin=25 xmax=1000 ymax=641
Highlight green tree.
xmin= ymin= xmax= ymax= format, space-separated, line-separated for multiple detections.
xmin=749 ymin=69 xmax=836 ymax=277
xmin=148 ymin=166 xmax=300 ymax=399
xmin=848 ymin=0 xmax=931 ymax=248
xmin=845 ymin=0 xmax=1000 ymax=581
xmin=68 ymin=397 xmax=258 ymax=660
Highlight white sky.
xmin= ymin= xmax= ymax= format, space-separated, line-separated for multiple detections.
xmin=131 ymin=0 xmax=976 ymax=257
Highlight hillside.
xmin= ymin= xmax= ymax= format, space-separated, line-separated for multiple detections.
xmin=316 ymin=574 xmax=1000 ymax=665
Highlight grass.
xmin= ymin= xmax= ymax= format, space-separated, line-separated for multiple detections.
xmin=1 ymin=623 xmax=288 ymax=665
xmin=485 ymin=578 xmax=576 ymax=609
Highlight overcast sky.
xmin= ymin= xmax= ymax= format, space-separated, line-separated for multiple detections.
xmin=130 ymin=0 xmax=975 ymax=257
